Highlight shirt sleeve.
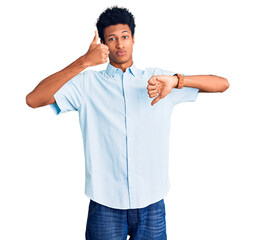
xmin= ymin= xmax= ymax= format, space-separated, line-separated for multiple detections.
xmin=160 ymin=69 xmax=199 ymax=105
xmin=50 ymin=71 xmax=87 ymax=115
xmin=170 ymin=86 xmax=199 ymax=105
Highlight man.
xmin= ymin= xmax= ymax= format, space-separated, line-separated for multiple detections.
xmin=26 ymin=6 xmax=229 ymax=240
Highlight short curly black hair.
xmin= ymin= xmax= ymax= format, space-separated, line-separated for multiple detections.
xmin=96 ymin=6 xmax=136 ymax=43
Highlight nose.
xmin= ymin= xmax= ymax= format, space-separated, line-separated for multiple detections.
xmin=116 ymin=38 xmax=124 ymax=49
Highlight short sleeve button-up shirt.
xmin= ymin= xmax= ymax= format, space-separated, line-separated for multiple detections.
xmin=50 ymin=62 xmax=199 ymax=209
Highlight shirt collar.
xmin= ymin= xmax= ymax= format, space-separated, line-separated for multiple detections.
xmin=106 ymin=62 xmax=137 ymax=78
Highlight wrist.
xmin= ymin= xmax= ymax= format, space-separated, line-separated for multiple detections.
xmin=81 ymin=54 xmax=91 ymax=68
xmin=173 ymin=73 xmax=184 ymax=89
xmin=173 ymin=75 xmax=178 ymax=88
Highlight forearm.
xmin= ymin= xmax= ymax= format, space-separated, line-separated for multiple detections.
xmin=181 ymin=75 xmax=230 ymax=92
xmin=26 ymin=55 xmax=89 ymax=108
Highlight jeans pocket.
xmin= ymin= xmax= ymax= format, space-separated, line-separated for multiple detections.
xmin=88 ymin=200 xmax=100 ymax=218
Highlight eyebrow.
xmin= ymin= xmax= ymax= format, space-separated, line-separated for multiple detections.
xmin=106 ymin=30 xmax=129 ymax=38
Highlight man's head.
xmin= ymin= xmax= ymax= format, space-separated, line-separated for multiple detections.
xmin=96 ymin=6 xmax=135 ymax=44
xmin=96 ymin=6 xmax=136 ymax=69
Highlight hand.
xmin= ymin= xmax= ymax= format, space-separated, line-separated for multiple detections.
xmin=83 ymin=30 xmax=110 ymax=67
xmin=147 ymin=75 xmax=178 ymax=106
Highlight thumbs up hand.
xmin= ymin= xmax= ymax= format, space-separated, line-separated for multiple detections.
xmin=83 ymin=30 xmax=110 ymax=67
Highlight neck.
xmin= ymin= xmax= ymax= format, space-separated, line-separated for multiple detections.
xmin=109 ymin=58 xmax=133 ymax=72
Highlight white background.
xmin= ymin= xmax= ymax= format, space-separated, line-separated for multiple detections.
xmin=1 ymin=0 xmax=254 ymax=239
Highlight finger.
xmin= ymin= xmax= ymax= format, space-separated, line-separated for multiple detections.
xmin=149 ymin=89 xmax=160 ymax=97
xmin=91 ymin=30 xmax=99 ymax=46
xmin=151 ymin=95 xmax=161 ymax=106
xmin=149 ymin=93 xmax=158 ymax=98
xmin=103 ymin=49 xmax=110 ymax=55
xmin=148 ymin=89 xmax=158 ymax=96
xmin=148 ymin=76 xmax=158 ymax=85
xmin=101 ymin=44 xmax=109 ymax=51
xmin=147 ymin=84 xmax=157 ymax=90
xmin=102 ymin=53 xmax=109 ymax=60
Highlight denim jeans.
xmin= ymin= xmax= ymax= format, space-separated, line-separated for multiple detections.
xmin=85 ymin=199 xmax=167 ymax=240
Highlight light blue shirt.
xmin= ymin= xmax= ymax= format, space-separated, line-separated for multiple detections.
xmin=50 ymin=62 xmax=199 ymax=209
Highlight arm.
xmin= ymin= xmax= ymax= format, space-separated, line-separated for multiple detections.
xmin=147 ymin=74 xmax=230 ymax=105
xmin=26 ymin=57 xmax=88 ymax=108
xmin=182 ymin=75 xmax=230 ymax=93
xmin=26 ymin=30 xmax=109 ymax=108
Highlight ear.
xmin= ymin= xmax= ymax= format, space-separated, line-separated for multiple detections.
xmin=132 ymin=34 xmax=135 ymax=44
xmin=100 ymin=39 xmax=106 ymax=45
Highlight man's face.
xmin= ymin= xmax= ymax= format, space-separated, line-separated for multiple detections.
xmin=102 ymin=24 xmax=135 ymax=66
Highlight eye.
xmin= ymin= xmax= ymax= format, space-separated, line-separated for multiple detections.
xmin=123 ymin=35 xmax=129 ymax=39
xmin=108 ymin=37 xmax=115 ymax=42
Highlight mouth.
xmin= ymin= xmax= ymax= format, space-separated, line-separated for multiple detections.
xmin=116 ymin=51 xmax=126 ymax=56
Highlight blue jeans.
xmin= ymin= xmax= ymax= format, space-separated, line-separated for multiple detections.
xmin=85 ymin=199 xmax=167 ymax=240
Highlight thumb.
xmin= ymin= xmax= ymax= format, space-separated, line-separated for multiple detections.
xmin=151 ymin=95 xmax=161 ymax=106
xmin=90 ymin=30 xmax=99 ymax=46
